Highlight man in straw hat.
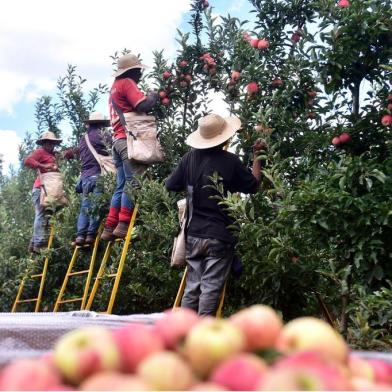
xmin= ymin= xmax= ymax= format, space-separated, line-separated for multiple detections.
xmin=101 ymin=53 xmax=159 ymax=240
xmin=69 ymin=112 xmax=112 ymax=247
xmin=166 ymin=113 xmax=266 ymax=316
xmin=24 ymin=130 xmax=63 ymax=252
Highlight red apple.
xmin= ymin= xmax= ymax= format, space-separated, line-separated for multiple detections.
xmin=184 ymin=317 xmax=245 ymax=377
xmin=339 ymin=132 xmax=351 ymax=144
xmin=80 ymin=372 xmax=150 ymax=391
xmin=250 ymin=39 xmax=259 ymax=48
xmin=112 ymin=323 xmax=163 ymax=373
xmin=210 ymin=354 xmax=267 ymax=391
xmin=348 ymin=356 xmax=374 ymax=381
xmin=154 ymin=308 xmax=200 ymax=350
xmin=179 ymin=60 xmax=189 ymax=68
xmin=159 ymin=90 xmax=167 ymax=99
xmin=337 ymin=0 xmax=350 ymax=7
xmin=229 ymin=304 xmax=283 ymax=351
xmin=202 ymin=0 xmax=209 ymax=9
xmin=278 ymin=317 xmax=348 ymax=364
xmin=257 ymin=39 xmax=269 ymax=50
xmin=367 ymin=359 xmax=392 ymax=384
xmin=1 ymin=359 xmax=62 ymax=391
xmin=184 ymin=74 xmax=192 ymax=82
xmin=381 ymin=114 xmax=392 ymax=126
xmin=242 ymin=32 xmax=251 ymax=42
xmin=308 ymin=90 xmax=317 ymax=98
xmin=137 ymin=351 xmax=194 ymax=391
xmin=291 ymin=33 xmax=301 ymax=43
xmin=231 ymin=70 xmax=241 ymax=82
xmin=161 ymin=97 xmax=170 ymax=106
xmin=332 ymin=136 xmax=341 ymax=146
xmin=387 ymin=94 xmax=392 ymax=102
xmin=247 ymin=82 xmax=259 ymax=94
xmin=54 ymin=326 xmax=120 ymax=385
xmin=162 ymin=71 xmax=172 ymax=79
xmin=387 ymin=103 xmax=392 ymax=111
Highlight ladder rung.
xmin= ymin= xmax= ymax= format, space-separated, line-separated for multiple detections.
xmin=16 ymin=298 xmax=38 ymax=303
xmin=31 ymin=274 xmax=43 ymax=278
xmin=57 ymin=297 xmax=83 ymax=304
xmin=68 ymin=270 xmax=89 ymax=276
xmin=95 ymin=273 xmax=117 ymax=281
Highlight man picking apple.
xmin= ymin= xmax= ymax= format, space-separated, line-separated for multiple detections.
xmin=166 ymin=113 xmax=266 ymax=316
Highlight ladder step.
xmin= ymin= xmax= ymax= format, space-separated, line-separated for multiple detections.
xmin=95 ymin=273 xmax=117 ymax=280
xmin=68 ymin=270 xmax=90 ymax=277
xmin=16 ymin=298 xmax=38 ymax=303
xmin=31 ymin=274 xmax=43 ymax=278
xmin=57 ymin=297 xmax=83 ymax=304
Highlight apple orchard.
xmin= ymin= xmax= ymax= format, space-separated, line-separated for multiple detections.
xmin=0 ymin=0 xmax=391 ymax=350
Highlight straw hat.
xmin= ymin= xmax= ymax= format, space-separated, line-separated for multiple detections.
xmin=113 ymin=54 xmax=148 ymax=78
xmin=186 ymin=114 xmax=241 ymax=149
xmin=36 ymin=131 xmax=62 ymax=145
xmin=84 ymin=112 xmax=110 ymax=126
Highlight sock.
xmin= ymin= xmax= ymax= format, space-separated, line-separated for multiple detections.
xmin=118 ymin=207 xmax=134 ymax=223
xmin=105 ymin=207 xmax=120 ymax=228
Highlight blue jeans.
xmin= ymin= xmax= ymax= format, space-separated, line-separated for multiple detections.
xmin=31 ymin=188 xmax=48 ymax=246
xmin=76 ymin=176 xmax=101 ymax=237
xmin=110 ymin=138 xmax=146 ymax=212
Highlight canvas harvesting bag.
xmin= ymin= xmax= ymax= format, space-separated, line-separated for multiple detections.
xmin=111 ymin=99 xmax=165 ymax=165
xmin=39 ymin=171 xmax=68 ymax=209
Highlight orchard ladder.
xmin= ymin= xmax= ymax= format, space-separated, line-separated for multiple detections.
xmin=53 ymin=224 xmax=103 ymax=312
xmin=85 ymin=204 xmax=139 ymax=314
xmin=12 ymin=225 xmax=55 ymax=312
xmin=173 ymin=266 xmax=227 ymax=318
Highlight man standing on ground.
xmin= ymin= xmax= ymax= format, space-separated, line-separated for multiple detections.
xmin=165 ymin=113 xmax=266 ymax=316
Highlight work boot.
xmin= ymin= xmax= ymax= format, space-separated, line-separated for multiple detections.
xmin=113 ymin=221 xmax=129 ymax=239
xmin=85 ymin=235 xmax=96 ymax=245
xmin=33 ymin=241 xmax=47 ymax=253
xmin=28 ymin=240 xmax=35 ymax=253
xmin=101 ymin=226 xmax=115 ymax=241
xmin=71 ymin=236 xmax=85 ymax=247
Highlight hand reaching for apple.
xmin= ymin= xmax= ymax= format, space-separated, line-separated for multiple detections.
xmin=253 ymin=138 xmax=267 ymax=154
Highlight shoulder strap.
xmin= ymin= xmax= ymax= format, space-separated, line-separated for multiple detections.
xmin=111 ymin=98 xmax=136 ymax=140
xmin=84 ymin=134 xmax=103 ymax=170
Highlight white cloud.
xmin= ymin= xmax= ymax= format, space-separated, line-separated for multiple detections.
xmin=0 ymin=130 xmax=22 ymax=173
xmin=0 ymin=0 xmax=192 ymax=114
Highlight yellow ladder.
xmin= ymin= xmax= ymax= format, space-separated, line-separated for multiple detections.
xmin=85 ymin=204 xmax=138 ymax=314
xmin=53 ymin=225 xmax=103 ymax=312
xmin=12 ymin=226 xmax=55 ymax=312
xmin=173 ymin=266 xmax=227 ymax=318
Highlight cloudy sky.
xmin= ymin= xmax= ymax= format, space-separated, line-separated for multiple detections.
xmin=0 ymin=0 xmax=250 ymax=173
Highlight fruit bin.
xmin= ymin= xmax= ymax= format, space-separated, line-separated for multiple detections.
xmin=0 ymin=311 xmax=163 ymax=365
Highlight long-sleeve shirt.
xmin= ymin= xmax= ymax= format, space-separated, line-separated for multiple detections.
xmin=24 ymin=147 xmax=57 ymax=188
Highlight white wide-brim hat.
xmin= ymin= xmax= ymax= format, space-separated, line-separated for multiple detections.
xmin=36 ymin=131 xmax=62 ymax=145
xmin=113 ymin=53 xmax=148 ymax=78
xmin=186 ymin=114 xmax=241 ymax=149
xmin=84 ymin=112 xmax=110 ymax=126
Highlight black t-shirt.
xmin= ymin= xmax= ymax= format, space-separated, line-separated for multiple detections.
xmin=165 ymin=148 xmax=258 ymax=244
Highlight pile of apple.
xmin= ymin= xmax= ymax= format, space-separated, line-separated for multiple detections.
xmin=1 ymin=305 xmax=391 ymax=391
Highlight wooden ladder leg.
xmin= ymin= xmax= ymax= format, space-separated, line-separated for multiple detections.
xmin=35 ymin=225 xmax=55 ymax=312
xmin=85 ymin=240 xmax=113 ymax=311
xmin=106 ymin=204 xmax=139 ymax=314
xmin=81 ymin=225 xmax=103 ymax=310
xmin=173 ymin=267 xmax=187 ymax=309
xmin=53 ymin=247 xmax=80 ymax=312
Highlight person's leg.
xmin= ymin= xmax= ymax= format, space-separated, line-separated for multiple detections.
xmin=101 ymin=146 xmax=123 ymax=240
xmin=181 ymin=236 xmax=206 ymax=313
xmin=31 ymin=188 xmax=48 ymax=250
xmin=198 ymin=238 xmax=234 ymax=317
xmin=86 ymin=176 xmax=101 ymax=243
xmin=75 ymin=178 xmax=91 ymax=245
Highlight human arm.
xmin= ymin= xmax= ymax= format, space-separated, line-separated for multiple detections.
xmin=251 ymin=138 xmax=267 ymax=184
xmin=135 ymin=91 xmax=158 ymax=113
xmin=24 ymin=150 xmax=58 ymax=171
xmin=165 ymin=156 xmax=186 ymax=192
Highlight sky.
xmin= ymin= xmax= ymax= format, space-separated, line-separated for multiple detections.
xmin=0 ymin=0 xmax=250 ymax=174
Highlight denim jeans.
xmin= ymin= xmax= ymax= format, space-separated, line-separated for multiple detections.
xmin=110 ymin=138 xmax=146 ymax=212
xmin=76 ymin=175 xmax=101 ymax=238
xmin=31 ymin=187 xmax=48 ymax=246
xmin=181 ymin=236 xmax=234 ymax=316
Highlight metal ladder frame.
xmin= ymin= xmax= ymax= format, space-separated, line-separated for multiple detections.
xmin=12 ymin=225 xmax=55 ymax=312
xmin=173 ymin=266 xmax=227 ymax=318
xmin=53 ymin=224 xmax=103 ymax=312
xmin=85 ymin=204 xmax=138 ymax=314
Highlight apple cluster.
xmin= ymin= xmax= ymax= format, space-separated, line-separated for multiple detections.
xmin=1 ymin=305 xmax=391 ymax=391
xmin=381 ymin=94 xmax=392 ymax=127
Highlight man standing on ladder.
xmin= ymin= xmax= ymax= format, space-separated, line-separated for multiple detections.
xmin=166 ymin=113 xmax=266 ymax=316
